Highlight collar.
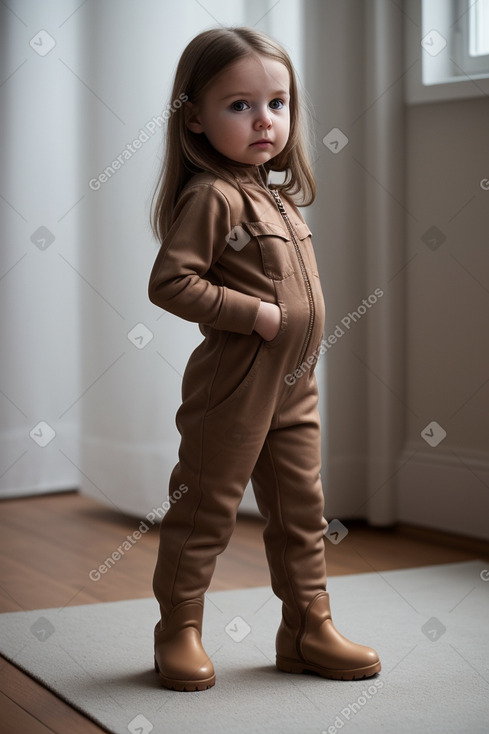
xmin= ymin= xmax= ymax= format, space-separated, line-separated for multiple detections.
xmin=229 ymin=163 xmax=270 ymax=190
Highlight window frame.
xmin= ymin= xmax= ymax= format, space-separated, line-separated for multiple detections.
xmin=405 ymin=0 xmax=489 ymax=104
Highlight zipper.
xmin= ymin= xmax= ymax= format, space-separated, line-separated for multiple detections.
xmin=269 ymin=188 xmax=315 ymax=373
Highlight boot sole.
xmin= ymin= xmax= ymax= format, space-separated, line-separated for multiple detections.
xmin=276 ymin=654 xmax=381 ymax=681
xmin=154 ymin=657 xmax=216 ymax=692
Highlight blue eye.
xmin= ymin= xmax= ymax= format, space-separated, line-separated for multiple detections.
xmin=231 ymin=100 xmax=249 ymax=112
xmin=269 ymin=99 xmax=284 ymax=110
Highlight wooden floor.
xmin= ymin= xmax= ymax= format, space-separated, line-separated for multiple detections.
xmin=1 ymin=490 xmax=488 ymax=733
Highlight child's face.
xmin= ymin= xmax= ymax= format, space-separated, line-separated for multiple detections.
xmin=186 ymin=55 xmax=290 ymax=166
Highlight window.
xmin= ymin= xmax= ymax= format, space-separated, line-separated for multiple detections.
xmin=405 ymin=0 xmax=489 ymax=103
xmin=466 ymin=0 xmax=489 ymax=67
xmin=469 ymin=0 xmax=489 ymax=56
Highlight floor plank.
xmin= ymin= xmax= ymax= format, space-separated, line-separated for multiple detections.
xmin=0 ymin=664 xmax=103 ymax=734
xmin=0 ymin=690 xmax=55 ymax=734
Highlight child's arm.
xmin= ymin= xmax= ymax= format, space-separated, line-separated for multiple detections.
xmin=149 ymin=182 xmax=279 ymax=339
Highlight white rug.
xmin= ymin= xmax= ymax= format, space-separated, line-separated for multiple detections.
xmin=1 ymin=561 xmax=488 ymax=734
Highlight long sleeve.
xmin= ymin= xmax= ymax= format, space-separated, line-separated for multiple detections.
xmin=148 ymin=183 xmax=261 ymax=335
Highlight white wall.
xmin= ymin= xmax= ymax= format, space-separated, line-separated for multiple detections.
xmin=397 ymin=96 xmax=489 ymax=538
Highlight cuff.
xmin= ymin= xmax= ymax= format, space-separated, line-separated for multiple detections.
xmin=214 ymin=289 xmax=261 ymax=334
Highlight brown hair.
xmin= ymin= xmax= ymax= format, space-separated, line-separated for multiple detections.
xmin=150 ymin=27 xmax=316 ymax=243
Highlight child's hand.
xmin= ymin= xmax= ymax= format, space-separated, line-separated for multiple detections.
xmin=254 ymin=301 xmax=281 ymax=341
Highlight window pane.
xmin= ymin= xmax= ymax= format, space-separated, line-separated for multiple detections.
xmin=469 ymin=0 xmax=489 ymax=56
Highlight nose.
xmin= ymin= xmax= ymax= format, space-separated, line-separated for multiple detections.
xmin=253 ymin=105 xmax=272 ymax=130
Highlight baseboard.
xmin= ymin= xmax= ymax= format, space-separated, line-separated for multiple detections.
xmin=397 ymin=522 xmax=489 ymax=558
xmin=0 ymin=484 xmax=79 ymax=500
xmin=397 ymin=443 xmax=489 ymax=541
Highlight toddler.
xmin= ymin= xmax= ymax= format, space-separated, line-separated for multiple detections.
xmin=148 ymin=26 xmax=381 ymax=691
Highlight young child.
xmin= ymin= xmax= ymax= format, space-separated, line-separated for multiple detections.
xmin=148 ymin=26 xmax=381 ymax=691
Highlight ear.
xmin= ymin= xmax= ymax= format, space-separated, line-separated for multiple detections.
xmin=184 ymin=101 xmax=204 ymax=133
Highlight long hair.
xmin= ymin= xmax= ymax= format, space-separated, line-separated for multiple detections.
xmin=150 ymin=27 xmax=316 ymax=243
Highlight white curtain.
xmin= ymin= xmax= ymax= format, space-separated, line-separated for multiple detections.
xmin=0 ymin=4 xmax=81 ymax=498
xmin=1 ymin=0 xmax=403 ymax=526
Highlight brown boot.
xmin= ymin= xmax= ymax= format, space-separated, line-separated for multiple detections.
xmin=276 ymin=591 xmax=381 ymax=680
xmin=154 ymin=599 xmax=215 ymax=691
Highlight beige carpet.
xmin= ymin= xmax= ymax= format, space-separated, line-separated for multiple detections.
xmin=0 ymin=561 xmax=488 ymax=733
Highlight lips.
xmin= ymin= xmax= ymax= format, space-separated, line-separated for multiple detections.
xmin=250 ymin=139 xmax=272 ymax=146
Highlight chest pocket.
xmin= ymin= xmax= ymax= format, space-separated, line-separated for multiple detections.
xmin=241 ymin=221 xmax=295 ymax=280
xmin=292 ymin=221 xmax=320 ymax=277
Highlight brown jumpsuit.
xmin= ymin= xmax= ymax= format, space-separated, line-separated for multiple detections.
xmin=148 ymin=163 xmax=328 ymax=642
